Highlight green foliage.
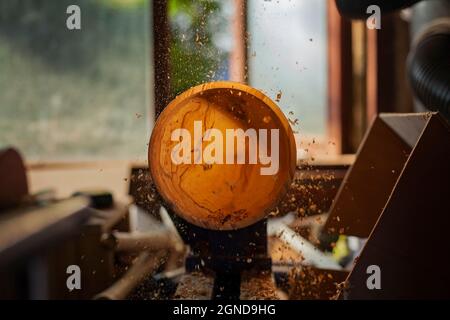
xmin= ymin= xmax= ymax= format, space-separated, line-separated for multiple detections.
xmin=0 ymin=0 xmax=229 ymax=159
xmin=0 ymin=0 xmax=148 ymax=71
xmin=96 ymin=0 xmax=147 ymax=9
xmin=168 ymin=0 xmax=227 ymax=96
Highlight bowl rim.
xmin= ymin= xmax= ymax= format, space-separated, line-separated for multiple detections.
xmin=148 ymin=81 xmax=297 ymax=230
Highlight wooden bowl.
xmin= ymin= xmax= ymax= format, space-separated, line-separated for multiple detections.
xmin=149 ymin=81 xmax=296 ymax=230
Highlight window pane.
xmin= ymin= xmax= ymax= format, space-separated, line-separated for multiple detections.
xmin=248 ymin=0 xmax=328 ymax=137
xmin=0 ymin=0 xmax=152 ymax=161
xmin=169 ymin=0 xmax=233 ymax=96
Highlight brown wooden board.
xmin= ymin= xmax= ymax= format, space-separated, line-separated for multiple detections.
xmin=0 ymin=148 xmax=28 ymax=211
xmin=324 ymin=113 xmax=430 ymax=238
xmin=342 ymin=113 xmax=450 ymax=299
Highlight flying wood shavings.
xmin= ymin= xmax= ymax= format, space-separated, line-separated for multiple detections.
xmin=275 ymin=90 xmax=282 ymax=102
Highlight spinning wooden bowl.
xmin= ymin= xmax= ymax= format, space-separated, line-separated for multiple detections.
xmin=149 ymin=82 xmax=296 ymax=230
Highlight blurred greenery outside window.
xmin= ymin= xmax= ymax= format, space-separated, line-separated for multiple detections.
xmin=169 ymin=0 xmax=328 ymax=145
xmin=168 ymin=0 xmax=233 ymax=97
xmin=0 ymin=0 xmax=328 ymax=161
xmin=0 ymin=0 xmax=152 ymax=162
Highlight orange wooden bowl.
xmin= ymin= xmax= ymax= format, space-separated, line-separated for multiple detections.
xmin=149 ymin=81 xmax=296 ymax=230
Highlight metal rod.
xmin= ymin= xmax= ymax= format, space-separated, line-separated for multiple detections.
xmin=112 ymin=230 xmax=183 ymax=253
xmin=94 ymin=250 xmax=166 ymax=300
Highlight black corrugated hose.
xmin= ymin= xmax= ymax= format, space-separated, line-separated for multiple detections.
xmin=408 ymin=24 xmax=450 ymax=120
xmin=335 ymin=0 xmax=421 ymax=19
xmin=335 ymin=0 xmax=450 ymax=121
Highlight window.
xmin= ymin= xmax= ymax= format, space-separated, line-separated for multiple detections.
xmin=0 ymin=0 xmax=152 ymax=162
xmin=247 ymin=0 xmax=328 ymax=142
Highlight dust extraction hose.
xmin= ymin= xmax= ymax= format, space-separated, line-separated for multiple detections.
xmin=407 ymin=21 xmax=450 ymax=120
xmin=335 ymin=0 xmax=421 ymax=19
xmin=335 ymin=0 xmax=450 ymax=121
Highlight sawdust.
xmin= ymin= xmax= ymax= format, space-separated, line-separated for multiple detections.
xmin=173 ymin=272 xmax=214 ymax=300
xmin=240 ymin=270 xmax=280 ymax=300
xmin=289 ymin=266 xmax=344 ymax=300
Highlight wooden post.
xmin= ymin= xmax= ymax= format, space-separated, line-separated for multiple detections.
xmin=366 ymin=13 xmax=414 ymax=124
xmin=327 ymin=0 xmax=354 ymax=154
xmin=229 ymin=0 xmax=248 ymax=83
xmin=153 ymin=0 xmax=171 ymax=118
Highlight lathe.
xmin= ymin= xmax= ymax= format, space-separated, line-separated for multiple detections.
xmin=1 ymin=81 xmax=449 ymax=300
xmin=148 ymin=81 xmax=296 ymax=299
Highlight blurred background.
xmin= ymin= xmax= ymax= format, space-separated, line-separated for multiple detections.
xmin=0 ymin=0 xmax=449 ymax=300
xmin=0 ymin=0 xmax=329 ymax=162
xmin=0 ymin=0 xmax=336 ymax=201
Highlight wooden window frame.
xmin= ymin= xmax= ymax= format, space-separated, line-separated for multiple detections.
xmin=327 ymin=0 xmax=354 ymax=154
xmin=153 ymin=0 xmax=388 ymax=157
